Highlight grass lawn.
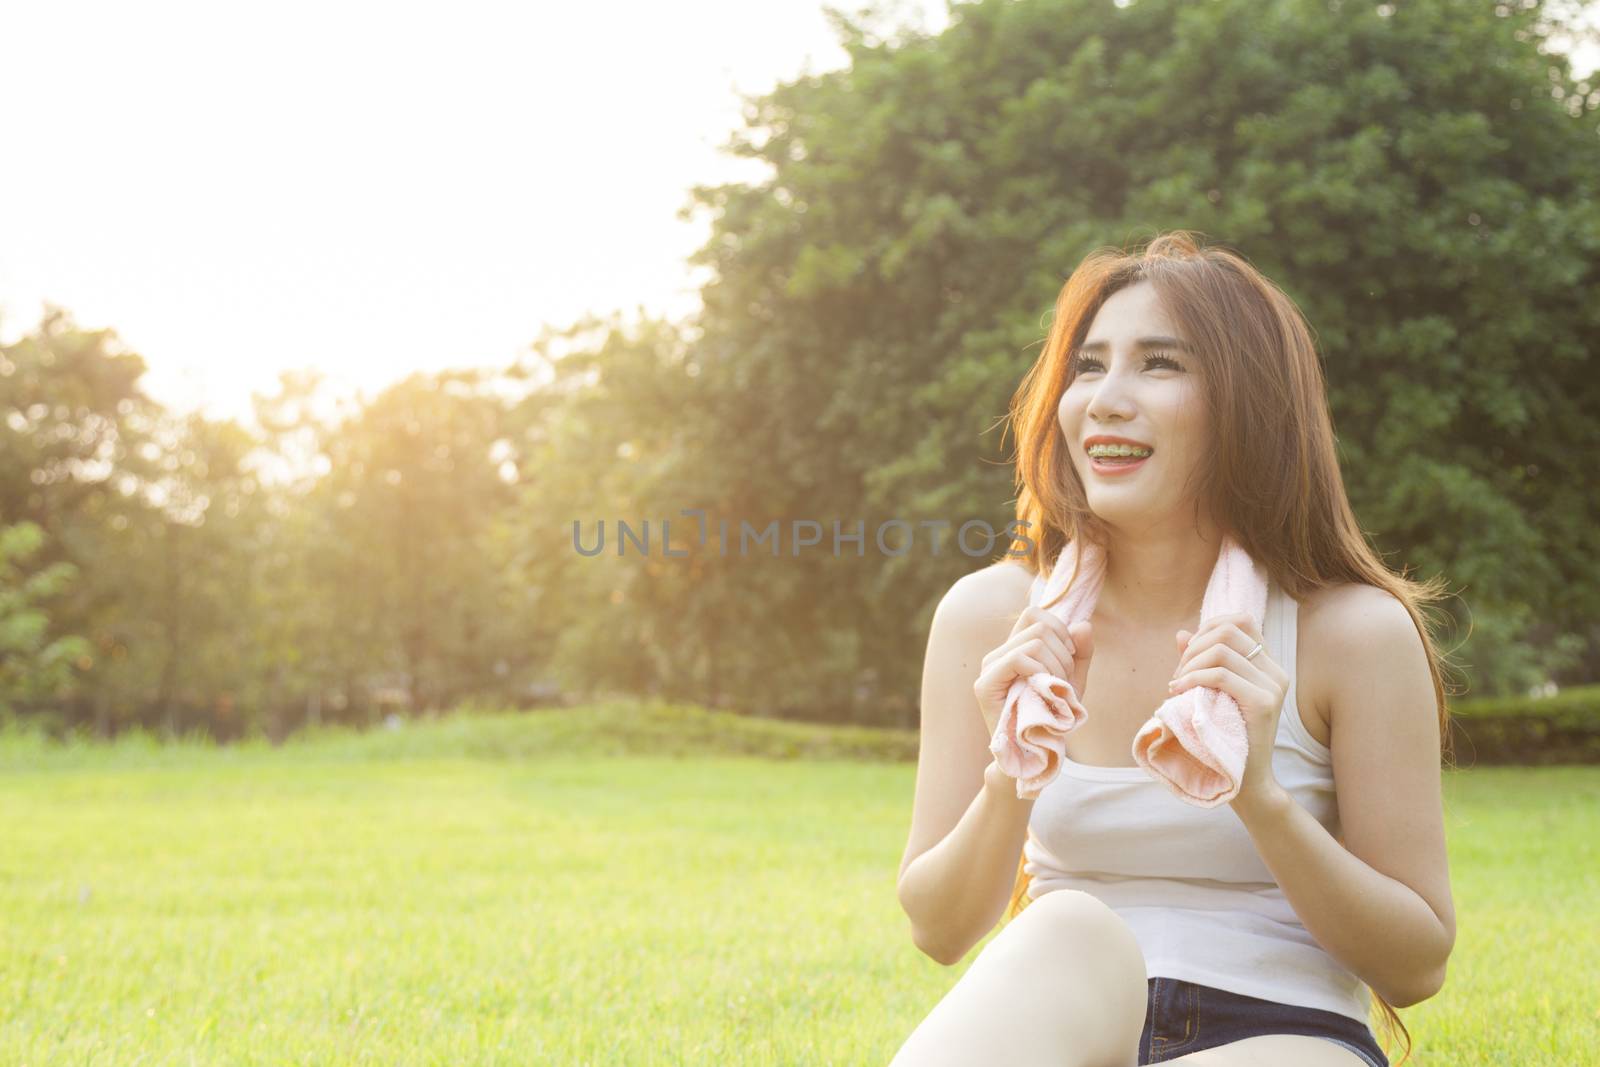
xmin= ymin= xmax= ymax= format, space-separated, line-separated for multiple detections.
xmin=1 ymin=701 xmax=1595 ymax=1065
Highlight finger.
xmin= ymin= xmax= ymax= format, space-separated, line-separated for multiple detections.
xmin=1217 ymin=626 xmax=1282 ymax=687
xmin=1175 ymin=640 xmax=1275 ymax=688
xmin=1174 ymin=622 xmax=1253 ymax=677
xmin=1067 ymin=619 xmax=1093 ymax=656
xmin=1038 ymin=608 xmax=1078 ymax=645
xmin=1008 ymin=618 xmax=1077 ymax=667
xmin=991 ymin=610 xmax=1045 ymax=666
xmin=1175 ymin=617 xmax=1228 ymax=667
xmin=1167 ymin=665 xmax=1239 ymax=695
xmin=1013 ymin=638 xmax=1061 ymax=680
xmin=1170 ymin=668 xmax=1271 ymax=709
xmin=1174 ymin=626 xmax=1223 ymax=677
xmin=1018 ymin=608 xmax=1077 ymax=654
xmin=1031 ymin=615 xmax=1078 ymax=657
xmin=994 ymin=621 xmax=1047 ymax=660
xmin=1013 ymin=605 xmax=1061 ymax=639
xmin=1006 ymin=653 xmax=1050 ymax=681
xmin=1007 ymin=606 xmax=1037 ymax=641
xmin=1193 ymin=613 xmax=1260 ymax=640
xmin=990 ymin=646 xmax=1048 ymax=676
xmin=1035 ymin=628 xmax=1075 ymax=678
xmin=978 ymin=652 xmax=1050 ymax=710
xmin=1206 ymin=612 xmax=1262 ymax=643
xmin=1169 ymin=651 xmax=1275 ymax=698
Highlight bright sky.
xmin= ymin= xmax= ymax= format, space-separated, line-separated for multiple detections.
xmin=3 ymin=2 xmax=1595 ymax=427
xmin=0 ymin=0 xmax=950 ymax=424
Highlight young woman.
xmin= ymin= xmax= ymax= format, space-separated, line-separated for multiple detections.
xmin=890 ymin=232 xmax=1457 ymax=1067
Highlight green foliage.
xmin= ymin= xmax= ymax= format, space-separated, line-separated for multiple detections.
xmin=1451 ymin=682 xmax=1600 ymax=721
xmin=1 ymin=311 xmax=535 ymax=740
xmin=1446 ymin=683 xmax=1600 ymax=764
xmin=4 ymin=0 xmax=1599 ymax=739
xmin=0 ymin=520 xmax=90 ymax=714
xmin=0 ymin=698 xmax=919 ymax=772
xmin=648 ymin=0 xmax=1600 ymax=713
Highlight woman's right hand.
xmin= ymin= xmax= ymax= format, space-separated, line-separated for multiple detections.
xmin=973 ymin=606 xmax=1094 ymax=740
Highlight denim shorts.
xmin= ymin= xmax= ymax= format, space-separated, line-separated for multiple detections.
xmin=1138 ymin=976 xmax=1389 ymax=1066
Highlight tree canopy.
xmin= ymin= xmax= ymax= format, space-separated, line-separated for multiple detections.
xmin=3 ymin=0 xmax=1597 ymax=738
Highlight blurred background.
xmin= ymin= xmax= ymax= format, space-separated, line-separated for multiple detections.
xmin=6 ymin=2 xmax=1600 ymax=1064
xmin=3 ymin=0 xmax=1598 ymax=748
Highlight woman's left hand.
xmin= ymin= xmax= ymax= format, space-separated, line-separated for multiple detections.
xmin=1166 ymin=611 xmax=1291 ymax=815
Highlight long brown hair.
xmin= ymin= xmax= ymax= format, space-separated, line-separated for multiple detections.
xmin=998 ymin=230 xmax=1461 ymax=1066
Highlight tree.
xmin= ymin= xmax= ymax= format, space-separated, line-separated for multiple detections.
xmin=0 ymin=520 xmax=90 ymax=725
xmin=657 ymin=0 xmax=1600 ymax=709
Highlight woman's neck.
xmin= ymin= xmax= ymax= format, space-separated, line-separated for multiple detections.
xmin=1095 ymin=526 xmax=1223 ymax=629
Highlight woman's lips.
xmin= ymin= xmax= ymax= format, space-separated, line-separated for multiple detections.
xmin=1088 ymin=454 xmax=1151 ymax=476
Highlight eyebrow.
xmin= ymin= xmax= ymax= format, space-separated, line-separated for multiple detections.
xmin=1074 ymin=335 xmax=1192 ymax=354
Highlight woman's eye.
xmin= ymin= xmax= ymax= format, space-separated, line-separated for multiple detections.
xmin=1071 ymin=353 xmax=1183 ymax=373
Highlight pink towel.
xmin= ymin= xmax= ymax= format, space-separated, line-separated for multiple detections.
xmin=988 ymin=535 xmax=1269 ymax=806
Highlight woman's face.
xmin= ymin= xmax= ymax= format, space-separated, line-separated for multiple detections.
xmin=1057 ymin=280 xmax=1208 ymax=533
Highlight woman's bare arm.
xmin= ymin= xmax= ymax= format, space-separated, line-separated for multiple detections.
xmin=1232 ymin=584 xmax=1456 ymax=1007
xmin=895 ymin=560 xmax=1038 ymax=965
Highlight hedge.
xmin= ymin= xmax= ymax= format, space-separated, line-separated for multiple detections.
xmin=1445 ymin=685 xmax=1600 ymax=766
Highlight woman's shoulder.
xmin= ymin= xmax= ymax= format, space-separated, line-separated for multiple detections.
xmin=1293 ymin=581 xmax=1413 ymax=740
xmin=931 ymin=557 xmax=1036 ymax=646
xmin=952 ymin=556 xmax=1036 ymax=608
xmin=1295 ymin=580 xmax=1408 ymax=633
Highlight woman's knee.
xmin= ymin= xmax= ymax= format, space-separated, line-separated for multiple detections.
xmin=888 ymin=891 xmax=1149 ymax=1067
xmin=992 ymin=889 xmax=1148 ymax=983
xmin=984 ymin=892 xmax=1147 ymax=1054
xmin=953 ymin=891 xmax=1146 ymax=1065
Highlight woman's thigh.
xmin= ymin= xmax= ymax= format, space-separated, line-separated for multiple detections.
xmin=1161 ymin=1034 xmax=1375 ymax=1066
xmin=888 ymin=890 xmax=1149 ymax=1067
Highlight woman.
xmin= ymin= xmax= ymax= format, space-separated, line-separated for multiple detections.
xmin=891 ymin=232 xmax=1457 ymax=1067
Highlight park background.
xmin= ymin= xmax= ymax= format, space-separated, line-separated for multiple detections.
xmin=3 ymin=0 xmax=1598 ymax=1063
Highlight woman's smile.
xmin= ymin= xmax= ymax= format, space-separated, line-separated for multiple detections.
xmin=1087 ymin=452 xmax=1151 ymax=476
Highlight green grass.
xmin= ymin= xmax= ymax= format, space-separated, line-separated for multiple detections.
xmin=0 ymin=702 xmax=1595 ymax=1065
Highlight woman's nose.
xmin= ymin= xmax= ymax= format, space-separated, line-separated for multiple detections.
xmin=1085 ymin=375 xmax=1137 ymax=421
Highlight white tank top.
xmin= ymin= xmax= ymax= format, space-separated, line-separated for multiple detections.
xmin=1022 ymin=578 xmax=1373 ymax=1024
